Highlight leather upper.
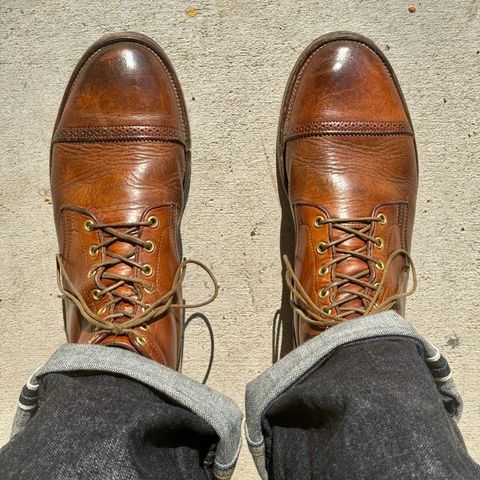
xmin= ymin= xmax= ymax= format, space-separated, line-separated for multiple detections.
xmin=279 ymin=33 xmax=418 ymax=344
xmin=51 ymin=34 xmax=190 ymax=368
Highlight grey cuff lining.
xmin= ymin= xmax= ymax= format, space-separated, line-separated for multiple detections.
xmin=244 ymin=310 xmax=463 ymax=479
xmin=12 ymin=344 xmax=243 ymax=479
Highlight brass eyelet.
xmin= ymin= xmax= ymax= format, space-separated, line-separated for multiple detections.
xmin=139 ymin=323 xmax=149 ymax=332
xmin=374 ymin=237 xmax=384 ymax=249
xmin=144 ymin=240 xmax=155 ymax=253
xmin=144 ymin=284 xmax=156 ymax=294
xmin=318 ymin=288 xmax=329 ymax=299
xmin=88 ymin=245 xmax=98 ymax=257
xmin=143 ymin=264 xmax=153 ymax=277
xmin=147 ymin=216 xmax=158 ymax=228
xmin=313 ymin=216 xmax=324 ymax=228
xmin=377 ymin=213 xmax=387 ymax=225
xmin=84 ymin=219 xmax=94 ymax=231
xmin=316 ymin=242 xmax=328 ymax=255
xmin=318 ymin=265 xmax=329 ymax=276
xmin=373 ymin=282 xmax=380 ymax=289
xmin=376 ymin=260 xmax=385 ymax=271
xmin=87 ymin=268 xmax=96 ymax=278
xmin=91 ymin=289 xmax=102 ymax=300
xmin=137 ymin=336 xmax=147 ymax=346
xmin=97 ymin=306 xmax=106 ymax=315
xmin=322 ymin=306 xmax=332 ymax=315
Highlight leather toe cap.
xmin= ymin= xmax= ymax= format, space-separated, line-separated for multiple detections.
xmin=283 ymin=35 xmax=412 ymax=139
xmin=54 ymin=34 xmax=188 ymax=144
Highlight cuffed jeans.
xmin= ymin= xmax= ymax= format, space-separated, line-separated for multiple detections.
xmin=0 ymin=311 xmax=479 ymax=479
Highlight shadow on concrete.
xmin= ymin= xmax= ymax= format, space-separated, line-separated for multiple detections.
xmin=272 ymin=152 xmax=296 ymax=364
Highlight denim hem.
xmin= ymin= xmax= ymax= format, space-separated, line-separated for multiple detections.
xmin=244 ymin=310 xmax=463 ymax=480
xmin=11 ymin=344 xmax=243 ymax=480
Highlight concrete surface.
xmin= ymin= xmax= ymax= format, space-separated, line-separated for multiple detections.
xmin=0 ymin=1 xmax=479 ymax=477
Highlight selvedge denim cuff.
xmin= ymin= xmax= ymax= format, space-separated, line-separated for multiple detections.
xmin=244 ymin=310 xmax=463 ymax=480
xmin=11 ymin=344 xmax=243 ymax=480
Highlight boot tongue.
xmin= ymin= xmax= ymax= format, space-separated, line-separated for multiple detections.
xmin=331 ymin=221 xmax=371 ymax=318
xmin=98 ymin=209 xmax=144 ymax=320
xmin=103 ymin=239 xmax=137 ymax=317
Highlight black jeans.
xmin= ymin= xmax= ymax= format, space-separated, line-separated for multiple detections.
xmin=264 ymin=339 xmax=477 ymax=479
xmin=0 ymin=339 xmax=478 ymax=479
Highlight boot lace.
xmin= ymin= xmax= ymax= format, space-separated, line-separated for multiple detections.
xmin=56 ymin=217 xmax=218 ymax=336
xmin=284 ymin=214 xmax=416 ymax=329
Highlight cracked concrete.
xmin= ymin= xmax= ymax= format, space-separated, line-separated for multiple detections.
xmin=0 ymin=1 xmax=479 ymax=478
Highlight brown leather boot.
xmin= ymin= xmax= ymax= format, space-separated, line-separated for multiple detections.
xmin=278 ymin=32 xmax=418 ymax=345
xmin=51 ymin=33 xmax=217 ymax=369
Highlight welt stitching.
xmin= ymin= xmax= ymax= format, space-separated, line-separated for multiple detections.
xmin=385 ymin=221 xmax=394 ymax=291
xmin=53 ymin=125 xmax=186 ymax=145
xmin=292 ymin=120 xmax=409 ymax=128
xmin=391 ymin=202 xmax=409 ymax=250
xmin=55 ymin=135 xmax=182 ymax=141
xmin=285 ymin=131 xmax=414 ymax=142
xmin=171 ymin=206 xmax=181 ymax=262
xmin=286 ymin=121 xmax=413 ymax=136
xmin=80 ymin=217 xmax=89 ymax=291
xmin=401 ymin=203 xmax=409 ymax=249
xmin=54 ymin=135 xmax=183 ymax=141
xmin=54 ymin=133 xmax=183 ymax=139
xmin=53 ymin=137 xmax=186 ymax=145
xmin=67 ymin=211 xmax=73 ymax=262
xmin=55 ymin=132 xmax=182 ymax=137
xmin=60 ymin=125 xmax=180 ymax=129
xmin=297 ymin=206 xmax=319 ymax=304
xmin=152 ymin=210 xmax=169 ymax=308
xmin=56 ymin=126 xmax=183 ymax=135
xmin=144 ymin=220 xmax=168 ymax=361
xmin=70 ymin=212 xmax=88 ymax=289
xmin=56 ymin=126 xmax=182 ymax=133
xmin=60 ymin=210 xmax=71 ymax=261
xmin=285 ymin=39 xmax=399 ymax=137
xmin=64 ymin=42 xmax=187 ymax=138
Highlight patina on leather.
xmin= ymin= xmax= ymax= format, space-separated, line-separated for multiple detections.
xmin=277 ymin=32 xmax=418 ymax=345
xmin=50 ymin=33 xmax=216 ymax=369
